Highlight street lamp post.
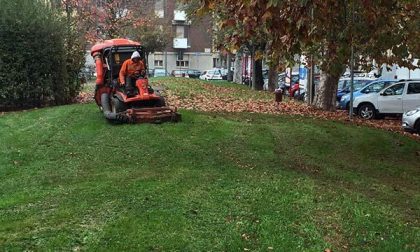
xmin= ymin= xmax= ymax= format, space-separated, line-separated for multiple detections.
xmin=349 ymin=43 xmax=354 ymax=119
xmin=349 ymin=1 xmax=355 ymax=120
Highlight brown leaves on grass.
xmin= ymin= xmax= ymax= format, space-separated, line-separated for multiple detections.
xmin=75 ymin=92 xmax=94 ymax=104
xmin=76 ymin=79 xmax=418 ymax=139
xmin=162 ymin=80 xmax=419 ymax=139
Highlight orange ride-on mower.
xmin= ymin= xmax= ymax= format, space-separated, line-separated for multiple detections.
xmin=91 ymin=38 xmax=180 ymax=123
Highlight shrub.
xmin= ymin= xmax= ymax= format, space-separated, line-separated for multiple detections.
xmin=0 ymin=0 xmax=83 ymax=110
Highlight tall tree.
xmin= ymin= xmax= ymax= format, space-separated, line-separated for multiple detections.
xmin=57 ymin=0 xmax=150 ymax=42
xmin=130 ymin=15 xmax=172 ymax=57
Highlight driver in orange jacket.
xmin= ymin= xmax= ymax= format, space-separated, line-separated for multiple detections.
xmin=119 ymin=51 xmax=145 ymax=97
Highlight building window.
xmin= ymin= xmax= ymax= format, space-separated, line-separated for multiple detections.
xmin=154 ymin=60 xmax=163 ymax=67
xmin=176 ymin=60 xmax=189 ymax=67
xmin=176 ymin=26 xmax=184 ymax=38
xmin=155 ymin=0 xmax=164 ymax=18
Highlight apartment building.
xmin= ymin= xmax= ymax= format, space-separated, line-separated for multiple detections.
xmin=148 ymin=0 xmax=214 ymax=74
xmin=84 ymin=0 xmax=215 ymax=74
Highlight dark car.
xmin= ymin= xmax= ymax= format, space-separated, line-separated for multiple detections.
xmin=186 ymin=69 xmax=202 ymax=79
xmin=171 ymin=69 xmax=188 ymax=77
xmin=171 ymin=69 xmax=202 ymax=78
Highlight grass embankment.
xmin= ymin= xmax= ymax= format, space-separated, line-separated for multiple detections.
xmin=0 ymin=80 xmax=419 ymax=251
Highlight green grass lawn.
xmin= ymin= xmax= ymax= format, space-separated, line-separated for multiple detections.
xmin=0 ymin=84 xmax=419 ymax=251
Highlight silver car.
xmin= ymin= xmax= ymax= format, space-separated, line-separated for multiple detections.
xmin=402 ymin=107 xmax=420 ymax=133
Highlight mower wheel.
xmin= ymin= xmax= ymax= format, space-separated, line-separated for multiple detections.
xmin=110 ymin=96 xmax=126 ymax=113
xmin=156 ymin=97 xmax=166 ymax=107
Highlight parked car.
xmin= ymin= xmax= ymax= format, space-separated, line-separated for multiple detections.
xmin=338 ymin=79 xmax=397 ymax=110
xmin=402 ymin=107 xmax=420 ymax=133
xmin=153 ymin=68 xmax=169 ymax=77
xmin=353 ymin=80 xmax=420 ymax=119
xmin=186 ymin=69 xmax=202 ymax=79
xmin=171 ymin=69 xmax=202 ymax=78
xmin=336 ymin=77 xmax=375 ymax=102
xmin=171 ymin=69 xmax=188 ymax=77
xmin=219 ymin=68 xmax=228 ymax=80
xmin=342 ymin=71 xmax=372 ymax=78
xmin=295 ymin=74 xmax=321 ymax=101
xmin=199 ymin=69 xmax=223 ymax=80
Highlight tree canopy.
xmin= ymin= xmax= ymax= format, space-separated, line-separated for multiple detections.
xmin=191 ymin=0 xmax=420 ymax=110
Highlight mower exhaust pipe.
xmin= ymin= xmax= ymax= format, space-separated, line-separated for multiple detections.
xmin=100 ymin=93 xmax=131 ymax=122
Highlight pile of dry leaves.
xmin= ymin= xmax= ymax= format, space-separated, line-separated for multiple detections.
xmin=76 ymin=80 xmax=419 ymax=139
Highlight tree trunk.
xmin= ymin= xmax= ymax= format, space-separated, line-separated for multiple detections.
xmin=313 ymin=40 xmax=345 ymax=111
xmin=267 ymin=67 xmax=278 ymax=92
xmin=233 ymin=50 xmax=242 ymax=84
xmin=313 ymin=70 xmax=340 ymax=111
xmin=252 ymin=58 xmax=263 ymax=90
xmin=227 ymin=53 xmax=233 ymax=81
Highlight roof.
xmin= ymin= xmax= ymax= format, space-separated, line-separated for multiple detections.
xmin=90 ymin=38 xmax=141 ymax=56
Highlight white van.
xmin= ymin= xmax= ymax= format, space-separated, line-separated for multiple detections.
xmin=378 ymin=60 xmax=420 ymax=80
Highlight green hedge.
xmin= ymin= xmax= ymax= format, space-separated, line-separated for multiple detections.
xmin=0 ymin=0 xmax=83 ymax=110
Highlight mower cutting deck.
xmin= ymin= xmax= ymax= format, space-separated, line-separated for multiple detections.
xmin=126 ymin=107 xmax=181 ymax=123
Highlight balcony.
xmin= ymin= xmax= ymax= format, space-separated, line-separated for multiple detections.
xmin=174 ymin=10 xmax=186 ymax=21
xmin=173 ymin=38 xmax=189 ymax=49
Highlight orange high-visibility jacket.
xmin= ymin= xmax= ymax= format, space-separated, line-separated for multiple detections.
xmin=119 ymin=59 xmax=145 ymax=84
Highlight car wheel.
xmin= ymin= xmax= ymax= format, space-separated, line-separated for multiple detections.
xmin=155 ymin=96 xmax=166 ymax=107
xmin=415 ymin=119 xmax=420 ymax=134
xmin=358 ymin=103 xmax=376 ymax=120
